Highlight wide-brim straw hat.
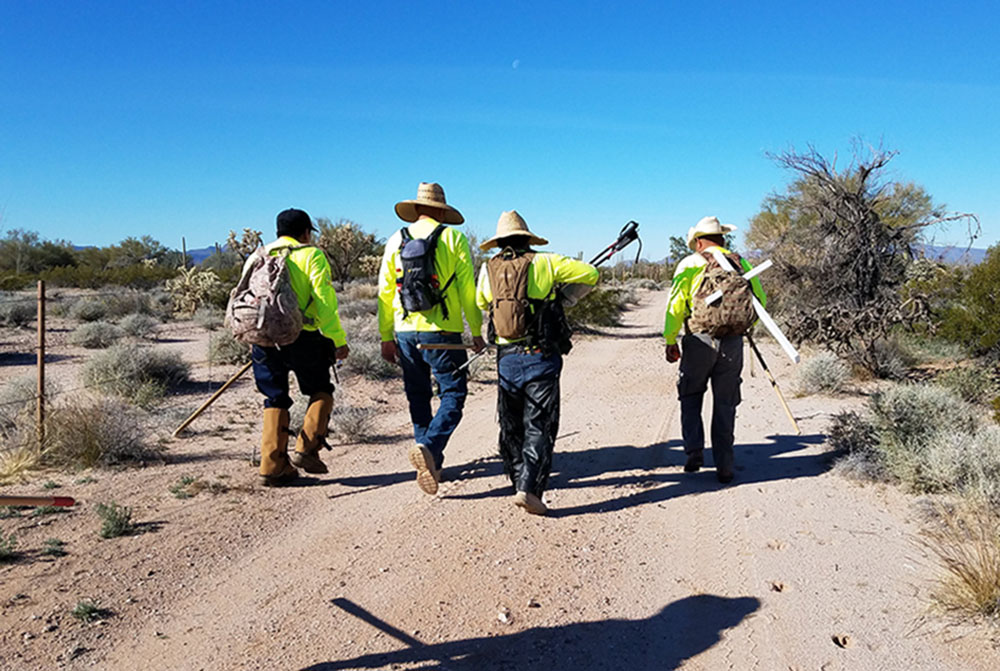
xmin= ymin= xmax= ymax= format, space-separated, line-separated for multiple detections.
xmin=394 ymin=182 xmax=464 ymax=225
xmin=687 ymin=215 xmax=737 ymax=250
xmin=480 ymin=210 xmax=549 ymax=251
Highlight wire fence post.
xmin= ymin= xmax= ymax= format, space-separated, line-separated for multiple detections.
xmin=36 ymin=280 xmax=46 ymax=448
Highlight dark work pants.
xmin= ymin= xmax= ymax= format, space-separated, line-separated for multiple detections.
xmin=677 ymin=334 xmax=743 ymax=473
xmin=395 ymin=331 xmax=469 ymax=469
xmin=497 ymin=349 xmax=562 ymax=497
xmin=252 ymin=330 xmax=334 ymax=409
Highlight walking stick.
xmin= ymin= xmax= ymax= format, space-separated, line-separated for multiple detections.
xmin=172 ymin=360 xmax=253 ymax=438
xmin=746 ymin=334 xmax=800 ymax=435
xmin=0 ymin=496 xmax=75 ymax=507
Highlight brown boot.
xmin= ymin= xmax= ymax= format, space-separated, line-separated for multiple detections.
xmin=259 ymin=408 xmax=298 ymax=487
xmin=291 ymin=392 xmax=333 ymax=474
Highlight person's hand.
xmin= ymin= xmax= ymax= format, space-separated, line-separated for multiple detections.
xmin=470 ymin=336 xmax=487 ymax=354
xmin=380 ymin=340 xmax=398 ymax=365
xmin=665 ymin=344 xmax=680 ymax=363
xmin=335 ymin=344 xmax=350 ymax=361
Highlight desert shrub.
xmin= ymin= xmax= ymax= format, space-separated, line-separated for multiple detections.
xmin=923 ymin=502 xmax=1000 ymax=619
xmin=95 ymin=501 xmax=133 ymax=538
xmin=331 ymin=406 xmax=377 ymax=442
xmin=797 ymin=352 xmax=849 ymax=395
xmin=119 ymin=313 xmax=158 ymax=339
xmin=830 ymin=384 xmax=1000 ymax=504
xmin=867 ymin=338 xmax=910 ymax=380
xmin=42 ymin=538 xmax=67 ymax=556
xmin=936 ymin=366 xmax=998 ymax=405
xmin=0 ymin=531 xmax=17 ymax=562
xmin=43 ymin=396 xmax=153 ymax=469
xmin=0 ymin=298 xmax=34 ymax=326
xmin=103 ymin=290 xmax=153 ymax=318
xmin=0 ymin=375 xmax=49 ymax=430
xmin=341 ymin=340 xmax=397 ymax=379
xmin=193 ymin=307 xmax=224 ymax=331
xmin=164 ymin=267 xmax=228 ymax=315
xmin=82 ymin=343 xmax=189 ymax=407
xmin=208 ymin=331 xmax=250 ymax=365
xmin=338 ymin=298 xmax=377 ymax=320
xmin=625 ymin=277 xmax=662 ymax=291
xmin=69 ymin=321 xmax=125 ymax=349
xmin=339 ymin=281 xmax=379 ymax=302
xmin=68 ymin=298 xmax=109 ymax=322
xmin=565 ymin=288 xmax=627 ymax=328
xmin=895 ymin=331 xmax=967 ymax=365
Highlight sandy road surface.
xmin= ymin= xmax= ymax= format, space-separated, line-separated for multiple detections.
xmin=5 ymin=291 xmax=995 ymax=670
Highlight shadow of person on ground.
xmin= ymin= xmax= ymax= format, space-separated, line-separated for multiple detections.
xmin=302 ymin=594 xmax=760 ymax=671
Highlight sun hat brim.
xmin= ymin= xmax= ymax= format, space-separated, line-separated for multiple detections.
xmin=395 ymin=200 xmax=464 ymax=225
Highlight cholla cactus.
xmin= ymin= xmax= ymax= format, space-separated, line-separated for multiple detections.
xmin=226 ymin=228 xmax=263 ymax=262
xmin=165 ymin=267 xmax=227 ymax=315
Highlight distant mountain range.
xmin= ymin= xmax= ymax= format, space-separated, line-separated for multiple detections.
xmin=917 ymin=244 xmax=987 ymax=265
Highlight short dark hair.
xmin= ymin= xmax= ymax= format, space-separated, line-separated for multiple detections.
xmin=276 ymin=208 xmax=316 ymax=238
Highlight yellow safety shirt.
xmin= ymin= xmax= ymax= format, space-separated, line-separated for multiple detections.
xmin=377 ymin=217 xmax=483 ymax=342
xmin=475 ymin=251 xmax=599 ymax=345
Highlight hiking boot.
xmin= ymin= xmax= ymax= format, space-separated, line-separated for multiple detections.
xmin=514 ymin=491 xmax=548 ymax=516
xmin=408 ymin=444 xmax=440 ymax=495
xmin=717 ymin=469 xmax=735 ymax=484
xmin=259 ymin=461 xmax=299 ymax=487
xmin=293 ymin=393 xmax=333 ymax=474
xmin=684 ymin=452 xmax=704 ymax=473
xmin=290 ymin=450 xmax=328 ymax=474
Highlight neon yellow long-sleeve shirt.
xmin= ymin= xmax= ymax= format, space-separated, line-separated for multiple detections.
xmin=662 ymin=247 xmax=767 ymax=345
xmin=246 ymin=236 xmax=348 ymax=347
xmin=476 ymin=251 xmax=599 ymax=344
xmin=377 ymin=218 xmax=483 ymax=342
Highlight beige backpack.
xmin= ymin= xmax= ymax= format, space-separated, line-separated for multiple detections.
xmin=486 ymin=249 xmax=536 ymax=340
xmin=687 ymin=250 xmax=756 ymax=337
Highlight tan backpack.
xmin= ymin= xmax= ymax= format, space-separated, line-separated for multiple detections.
xmin=225 ymin=245 xmax=310 ymax=347
xmin=486 ymin=248 xmax=536 ymax=340
xmin=687 ymin=250 xmax=757 ymax=337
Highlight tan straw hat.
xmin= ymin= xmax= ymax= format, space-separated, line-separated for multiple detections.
xmin=686 ymin=215 xmax=737 ymax=250
xmin=394 ymin=182 xmax=464 ymax=225
xmin=480 ymin=210 xmax=549 ymax=251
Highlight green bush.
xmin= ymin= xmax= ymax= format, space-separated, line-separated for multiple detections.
xmin=0 ymin=298 xmax=34 ymax=326
xmin=119 ymin=313 xmax=158 ymax=339
xmin=797 ymin=352 xmax=849 ymax=395
xmin=208 ymin=331 xmax=250 ymax=365
xmin=69 ymin=321 xmax=125 ymax=349
xmin=565 ymin=288 xmax=627 ymax=328
xmin=82 ymin=344 xmax=189 ymax=407
xmin=95 ymin=502 xmax=133 ymax=538
xmin=936 ymin=366 xmax=998 ymax=405
xmin=69 ymin=298 xmax=108 ymax=322
xmin=937 ymin=244 xmax=1000 ymax=355
xmin=0 ymin=531 xmax=17 ymax=562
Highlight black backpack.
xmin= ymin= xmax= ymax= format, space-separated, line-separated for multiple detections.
xmin=396 ymin=224 xmax=455 ymax=318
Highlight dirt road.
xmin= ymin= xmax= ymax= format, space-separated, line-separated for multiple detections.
xmin=3 ymin=291 xmax=994 ymax=669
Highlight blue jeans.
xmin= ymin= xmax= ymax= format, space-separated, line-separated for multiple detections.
xmin=395 ymin=331 xmax=469 ymax=468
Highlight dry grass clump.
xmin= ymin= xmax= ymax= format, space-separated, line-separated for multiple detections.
xmin=936 ymin=366 xmax=998 ymax=405
xmin=339 ymin=281 xmax=379 ymax=302
xmin=830 ymin=384 xmax=1000 ymax=505
xmin=923 ymin=502 xmax=1000 ymax=621
xmin=44 ymin=396 xmax=154 ymax=469
xmin=338 ymin=299 xmax=377 ymax=320
xmin=797 ymin=351 xmax=850 ymax=395
xmin=342 ymin=340 xmax=398 ymax=379
xmin=0 ymin=298 xmax=35 ymax=326
xmin=82 ymin=343 xmax=189 ymax=407
xmin=208 ymin=331 xmax=251 ymax=365
xmin=69 ymin=298 xmax=108 ymax=322
xmin=193 ymin=307 xmax=225 ymax=331
xmin=331 ymin=405 xmax=377 ymax=442
xmin=69 ymin=321 xmax=125 ymax=349
xmin=119 ymin=313 xmax=158 ymax=339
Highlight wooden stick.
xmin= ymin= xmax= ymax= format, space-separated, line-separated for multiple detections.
xmin=172 ymin=361 xmax=253 ymax=438
xmin=747 ymin=335 xmax=800 ymax=435
xmin=0 ymin=496 xmax=75 ymax=507
xmin=37 ymin=280 xmax=45 ymax=448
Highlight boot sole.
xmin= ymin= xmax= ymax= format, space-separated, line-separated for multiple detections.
xmin=408 ymin=445 xmax=439 ymax=495
xmin=258 ymin=473 xmax=299 ymax=487
xmin=290 ymin=452 xmax=329 ymax=474
xmin=514 ymin=491 xmax=548 ymax=516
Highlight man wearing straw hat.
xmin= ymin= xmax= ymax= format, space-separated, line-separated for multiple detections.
xmin=378 ymin=182 xmax=485 ymax=495
xmin=663 ymin=216 xmax=766 ymax=484
xmin=475 ymin=210 xmax=599 ymax=515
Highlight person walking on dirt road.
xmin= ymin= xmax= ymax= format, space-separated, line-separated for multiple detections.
xmin=249 ymin=208 xmax=350 ymax=487
xmin=378 ymin=182 xmax=486 ymax=495
xmin=476 ymin=210 xmax=599 ymax=515
xmin=663 ymin=216 xmax=766 ymax=484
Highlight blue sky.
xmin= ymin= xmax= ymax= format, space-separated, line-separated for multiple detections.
xmin=1 ymin=1 xmax=997 ymax=260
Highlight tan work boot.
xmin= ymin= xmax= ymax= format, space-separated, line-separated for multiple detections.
xmin=291 ymin=392 xmax=333 ymax=474
xmin=259 ymin=408 xmax=299 ymax=487
xmin=407 ymin=443 xmax=440 ymax=495
xmin=514 ymin=490 xmax=548 ymax=516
